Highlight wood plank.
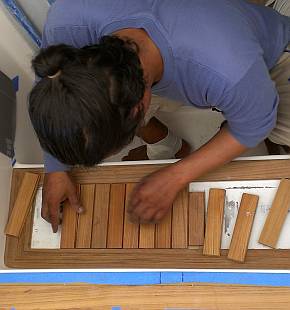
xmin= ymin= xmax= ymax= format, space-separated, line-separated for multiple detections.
xmin=60 ymin=185 xmax=80 ymax=249
xmin=139 ymin=223 xmax=155 ymax=248
xmin=228 ymin=193 xmax=259 ymax=262
xmin=2 ymin=283 xmax=290 ymax=309
xmin=13 ymin=159 xmax=290 ymax=184
xmin=91 ymin=184 xmax=110 ymax=248
xmin=123 ymin=183 xmax=139 ymax=248
xmin=155 ymin=209 xmax=172 ymax=248
xmin=203 ymin=188 xmax=225 ymax=256
xmin=75 ymin=184 xmax=95 ymax=248
xmin=259 ymin=179 xmax=290 ymax=248
xmin=107 ymin=183 xmax=126 ymax=248
xmin=5 ymin=172 xmax=40 ymax=237
xmin=172 ymin=189 xmax=188 ymax=248
xmin=188 ymin=192 xmax=205 ymax=246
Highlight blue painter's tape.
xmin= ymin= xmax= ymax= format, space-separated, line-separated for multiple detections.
xmin=2 ymin=0 xmax=41 ymax=47
xmin=111 ymin=307 xmax=122 ymax=310
xmin=0 ymin=272 xmax=161 ymax=285
xmin=12 ymin=76 xmax=19 ymax=92
xmin=1 ymin=271 xmax=290 ymax=287
xmin=160 ymin=272 xmax=183 ymax=284
xmin=182 ymin=272 xmax=290 ymax=287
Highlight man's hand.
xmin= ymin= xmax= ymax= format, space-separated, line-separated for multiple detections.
xmin=128 ymin=127 xmax=247 ymax=223
xmin=42 ymin=172 xmax=83 ymax=233
xmin=128 ymin=165 xmax=185 ymax=223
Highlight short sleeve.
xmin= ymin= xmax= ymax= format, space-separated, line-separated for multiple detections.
xmin=44 ymin=152 xmax=71 ymax=173
xmin=215 ymin=58 xmax=278 ymax=147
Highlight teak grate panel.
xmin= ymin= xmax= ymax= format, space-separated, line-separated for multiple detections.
xmin=5 ymin=160 xmax=290 ymax=269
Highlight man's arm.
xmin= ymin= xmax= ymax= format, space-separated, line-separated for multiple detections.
xmin=173 ymin=126 xmax=246 ymax=186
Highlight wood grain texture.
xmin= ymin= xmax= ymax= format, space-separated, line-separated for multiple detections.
xmin=2 ymin=283 xmax=290 ymax=310
xmin=228 ymin=193 xmax=259 ymax=262
xmin=259 ymin=179 xmax=290 ymax=248
xmin=14 ymin=159 xmax=290 ymax=184
xmin=172 ymin=189 xmax=188 ymax=249
xmin=75 ymin=184 xmax=95 ymax=248
xmin=139 ymin=223 xmax=155 ymax=248
xmin=91 ymin=184 xmax=110 ymax=248
xmin=60 ymin=185 xmax=80 ymax=249
xmin=155 ymin=209 xmax=172 ymax=248
xmin=60 ymin=202 xmax=77 ymax=249
xmin=203 ymin=188 xmax=225 ymax=256
xmin=123 ymin=183 xmax=139 ymax=248
xmin=6 ymin=163 xmax=290 ymax=270
xmin=107 ymin=183 xmax=125 ymax=248
xmin=188 ymin=192 xmax=205 ymax=246
xmin=5 ymin=172 xmax=40 ymax=237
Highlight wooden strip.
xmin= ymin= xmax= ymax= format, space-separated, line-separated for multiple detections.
xmin=68 ymin=159 xmax=290 ymax=184
xmin=91 ymin=184 xmax=110 ymax=248
xmin=203 ymin=188 xmax=225 ymax=256
xmin=75 ymin=184 xmax=95 ymax=248
xmin=14 ymin=159 xmax=290 ymax=184
xmin=5 ymin=172 xmax=40 ymax=237
xmin=228 ymin=193 xmax=259 ymax=262
xmin=123 ymin=183 xmax=139 ymax=248
xmin=155 ymin=209 xmax=172 ymax=248
xmin=172 ymin=189 xmax=188 ymax=249
xmin=2 ymin=283 xmax=290 ymax=309
xmin=259 ymin=179 xmax=290 ymax=248
xmin=188 ymin=192 xmax=205 ymax=246
xmin=107 ymin=183 xmax=125 ymax=248
xmin=139 ymin=223 xmax=155 ymax=248
xmin=60 ymin=185 xmax=80 ymax=249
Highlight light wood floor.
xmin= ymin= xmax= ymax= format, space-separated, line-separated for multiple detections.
xmin=1 ymin=283 xmax=290 ymax=309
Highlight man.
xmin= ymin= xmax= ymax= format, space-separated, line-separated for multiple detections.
xmin=29 ymin=0 xmax=290 ymax=232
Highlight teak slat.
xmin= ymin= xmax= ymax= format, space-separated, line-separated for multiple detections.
xmin=259 ymin=179 xmax=290 ymax=248
xmin=203 ymin=188 xmax=225 ymax=256
xmin=107 ymin=184 xmax=126 ymax=248
xmin=228 ymin=193 xmax=259 ymax=262
xmin=5 ymin=172 xmax=40 ymax=237
xmin=75 ymin=184 xmax=95 ymax=248
xmin=139 ymin=224 xmax=155 ymax=248
xmin=60 ymin=204 xmax=77 ymax=249
xmin=155 ymin=210 xmax=172 ymax=248
xmin=123 ymin=183 xmax=139 ymax=249
xmin=60 ymin=185 xmax=80 ymax=249
xmin=172 ymin=189 xmax=188 ymax=249
xmin=188 ymin=192 xmax=205 ymax=246
xmin=91 ymin=184 xmax=110 ymax=248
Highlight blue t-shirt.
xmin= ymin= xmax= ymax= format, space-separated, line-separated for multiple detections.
xmin=41 ymin=0 xmax=290 ymax=172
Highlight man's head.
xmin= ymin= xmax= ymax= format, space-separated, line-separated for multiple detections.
xmin=29 ymin=36 xmax=148 ymax=166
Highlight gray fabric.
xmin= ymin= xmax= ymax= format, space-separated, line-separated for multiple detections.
xmin=0 ymin=71 xmax=16 ymax=158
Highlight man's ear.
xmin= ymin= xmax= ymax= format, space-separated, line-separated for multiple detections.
xmin=131 ymin=101 xmax=144 ymax=118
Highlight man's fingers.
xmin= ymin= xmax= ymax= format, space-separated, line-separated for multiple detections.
xmin=49 ymin=206 xmax=60 ymax=233
xmin=153 ymin=209 xmax=168 ymax=223
xmin=68 ymin=193 xmax=84 ymax=213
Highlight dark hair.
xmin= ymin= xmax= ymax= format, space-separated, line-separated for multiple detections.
xmin=29 ymin=36 xmax=146 ymax=166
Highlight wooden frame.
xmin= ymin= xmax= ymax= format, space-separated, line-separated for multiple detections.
xmin=5 ymin=159 xmax=290 ymax=269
